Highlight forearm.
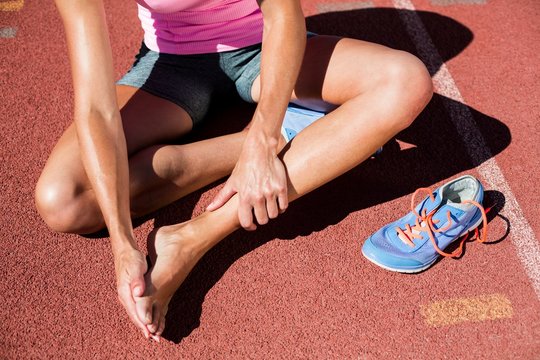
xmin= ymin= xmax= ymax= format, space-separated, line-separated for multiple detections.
xmin=252 ymin=0 xmax=306 ymax=146
xmin=56 ymin=0 xmax=135 ymax=251
xmin=75 ymin=111 xmax=134 ymax=250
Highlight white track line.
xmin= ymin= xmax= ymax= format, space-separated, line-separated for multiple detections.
xmin=393 ymin=0 xmax=540 ymax=299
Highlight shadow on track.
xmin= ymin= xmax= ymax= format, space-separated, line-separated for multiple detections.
xmin=142 ymin=8 xmax=511 ymax=343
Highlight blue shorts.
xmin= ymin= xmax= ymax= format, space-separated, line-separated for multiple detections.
xmin=117 ymin=34 xmax=317 ymax=126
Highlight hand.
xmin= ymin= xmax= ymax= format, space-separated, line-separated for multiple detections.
xmin=113 ymin=246 xmax=156 ymax=340
xmin=207 ymin=134 xmax=288 ymax=230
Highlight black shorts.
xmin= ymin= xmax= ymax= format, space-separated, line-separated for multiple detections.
xmin=117 ymin=33 xmax=318 ymax=126
xmin=117 ymin=41 xmax=262 ymax=126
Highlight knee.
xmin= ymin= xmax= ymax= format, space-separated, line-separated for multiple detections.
xmin=35 ymin=177 xmax=76 ymax=233
xmin=385 ymin=51 xmax=433 ymax=102
xmin=35 ymin=175 xmax=96 ymax=234
xmin=379 ymin=51 xmax=433 ymax=129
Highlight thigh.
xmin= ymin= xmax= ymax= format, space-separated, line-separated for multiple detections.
xmin=39 ymin=85 xmax=193 ymax=191
xmin=250 ymin=35 xmax=411 ymax=109
xmin=117 ymin=85 xmax=193 ymax=154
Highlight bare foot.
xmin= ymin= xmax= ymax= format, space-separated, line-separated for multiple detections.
xmin=135 ymin=221 xmax=203 ymax=340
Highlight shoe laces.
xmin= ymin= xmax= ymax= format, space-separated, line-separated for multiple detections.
xmin=395 ymin=187 xmax=489 ymax=258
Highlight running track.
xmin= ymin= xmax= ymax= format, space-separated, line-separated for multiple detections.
xmin=1 ymin=0 xmax=539 ymax=358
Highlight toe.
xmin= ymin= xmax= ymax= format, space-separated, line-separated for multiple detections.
xmin=156 ymin=316 xmax=166 ymax=336
xmin=147 ymin=320 xmax=158 ymax=334
xmin=135 ymin=296 xmax=154 ymax=325
xmin=147 ymin=303 xmax=161 ymax=333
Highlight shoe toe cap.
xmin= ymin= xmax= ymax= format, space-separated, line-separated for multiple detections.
xmin=362 ymin=236 xmax=427 ymax=272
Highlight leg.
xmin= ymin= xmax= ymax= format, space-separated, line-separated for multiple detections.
xmin=135 ymin=36 xmax=433 ymax=335
xmin=35 ymin=85 xmax=251 ymax=234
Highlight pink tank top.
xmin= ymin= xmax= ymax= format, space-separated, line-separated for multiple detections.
xmin=136 ymin=0 xmax=264 ymax=54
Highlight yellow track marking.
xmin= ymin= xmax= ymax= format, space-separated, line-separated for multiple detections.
xmin=0 ymin=0 xmax=24 ymax=11
xmin=421 ymin=294 xmax=513 ymax=327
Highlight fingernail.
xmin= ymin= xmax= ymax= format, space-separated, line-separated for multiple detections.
xmin=134 ymin=286 xmax=142 ymax=296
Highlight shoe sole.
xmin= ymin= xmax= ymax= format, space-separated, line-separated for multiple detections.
xmin=362 ymin=214 xmax=484 ymax=274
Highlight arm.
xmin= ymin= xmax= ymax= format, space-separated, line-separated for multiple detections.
xmin=207 ymin=0 xmax=306 ymax=229
xmin=54 ymin=0 xmax=151 ymax=339
xmin=253 ymin=0 xmax=306 ymax=142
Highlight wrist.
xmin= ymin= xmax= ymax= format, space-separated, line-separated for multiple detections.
xmin=110 ymin=232 xmax=138 ymax=257
xmin=244 ymin=129 xmax=280 ymax=155
xmin=246 ymin=116 xmax=280 ymax=149
xmin=249 ymin=109 xmax=282 ymax=146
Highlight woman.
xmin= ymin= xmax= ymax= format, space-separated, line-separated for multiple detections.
xmin=35 ymin=0 xmax=433 ymax=341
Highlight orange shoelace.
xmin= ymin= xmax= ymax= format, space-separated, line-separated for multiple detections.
xmin=395 ymin=187 xmax=489 ymax=258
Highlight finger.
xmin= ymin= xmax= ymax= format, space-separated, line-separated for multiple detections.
xmin=134 ymin=292 xmax=153 ymax=325
xmin=207 ymin=184 xmax=236 ymax=211
xmin=239 ymin=200 xmax=256 ymax=231
xmin=266 ymin=194 xmax=279 ymax=219
xmin=134 ymin=313 xmax=151 ymax=339
xmin=253 ymin=196 xmax=269 ymax=225
xmin=130 ymin=259 xmax=147 ymax=298
xmin=121 ymin=286 xmax=150 ymax=327
xmin=277 ymin=189 xmax=289 ymax=214
xmin=119 ymin=288 xmax=151 ymax=338
xmin=131 ymin=276 xmax=146 ymax=298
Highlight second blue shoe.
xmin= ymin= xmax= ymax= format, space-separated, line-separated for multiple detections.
xmin=362 ymin=175 xmax=488 ymax=273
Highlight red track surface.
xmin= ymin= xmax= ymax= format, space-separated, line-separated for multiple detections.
xmin=1 ymin=0 xmax=539 ymax=358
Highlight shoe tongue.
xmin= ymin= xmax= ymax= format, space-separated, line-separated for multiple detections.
xmin=414 ymin=190 xmax=442 ymax=214
xmin=445 ymin=199 xmax=471 ymax=211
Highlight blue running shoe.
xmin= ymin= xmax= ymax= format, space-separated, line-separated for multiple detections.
xmin=362 ymin=175 xmax=488 ymax=273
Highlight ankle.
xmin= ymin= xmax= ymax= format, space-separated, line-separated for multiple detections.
xmin=203 ymin=195 xmax=243 ymax=231
xmin=165 ymin=214 xmax=230 ymax=257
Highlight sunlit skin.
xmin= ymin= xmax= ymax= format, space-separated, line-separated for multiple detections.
xmin=36 ymin=0 xmax=433 ymax=341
